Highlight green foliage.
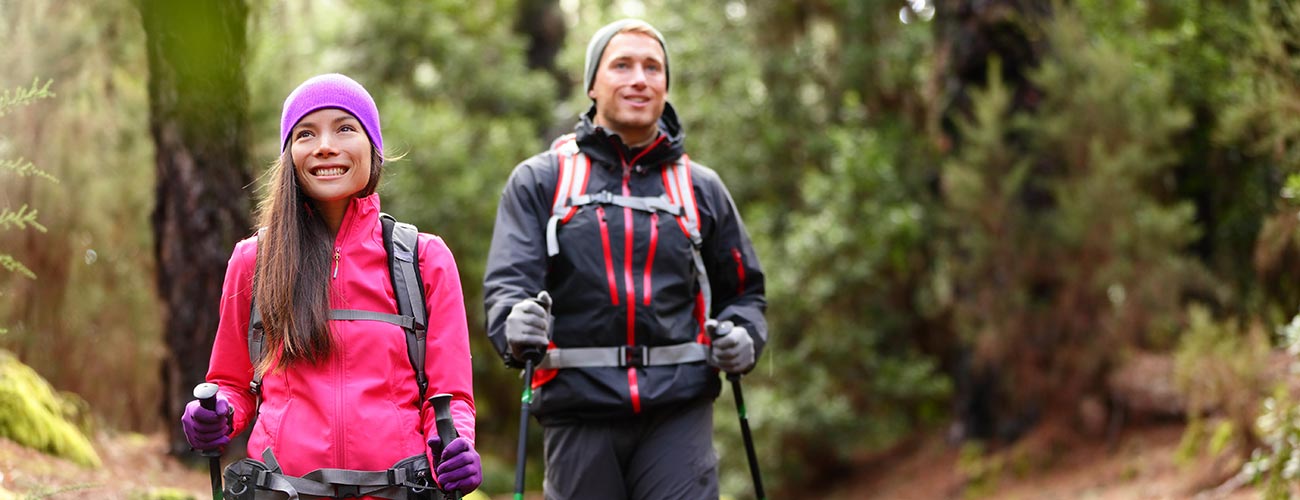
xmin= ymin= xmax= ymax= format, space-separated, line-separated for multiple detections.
xmin=1220 ymin=0 xmax=1300 ymax=323
xmin=1172 ymin=306 xmax=1267 ymax=469
xmin=939 ymin=4 xmax=1204 ymax=423
xmin=1174 ymin=306 xmax=1268 ymax=426
xmin=0 ymin=79 xmax=56 ymax=282
xmin=0 ymin=349 xmax=100 ymax=468
xmin=1246 ymin=314 xmax=1300 ymax=499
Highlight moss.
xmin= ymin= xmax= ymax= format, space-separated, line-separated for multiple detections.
xmin=0 ymin=349 xmax=101 ymax=468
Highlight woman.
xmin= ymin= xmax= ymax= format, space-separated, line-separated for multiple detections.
xmin=180 ymin=73 xmax=481 ymax=496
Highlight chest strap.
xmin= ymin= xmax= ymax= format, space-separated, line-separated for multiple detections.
xmin=537 ymin=342 xmax=709 ymax=370
xmin=248 ymin=309 xmax=420 ymax=395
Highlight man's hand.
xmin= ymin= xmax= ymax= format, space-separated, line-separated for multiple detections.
xmin=710 ymin=320 xmax=755 ymax=374
xmin=505 ymin=291 xmax=551 ymax=363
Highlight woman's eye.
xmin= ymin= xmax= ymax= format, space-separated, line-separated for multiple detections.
xmin=295 ymin=130 xmax=314 ymax=139
xmin=340 ymin=124 xmax=356 ymax=133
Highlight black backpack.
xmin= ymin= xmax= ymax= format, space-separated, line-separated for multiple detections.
xmin=246 ymin=213 xmax=430 ymax=405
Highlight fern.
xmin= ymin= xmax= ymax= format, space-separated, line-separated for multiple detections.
xmin=0 ymin=78 xmax=54 ymax=117
xmin=0 ymin=78 xmax=56 ymax=281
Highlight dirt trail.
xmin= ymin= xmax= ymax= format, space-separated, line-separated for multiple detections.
xmin=822 ymin=422 xmax=1261 ymax=500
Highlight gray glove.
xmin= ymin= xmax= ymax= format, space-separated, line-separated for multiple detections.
xmin=506 ymin=291 xmax=551 ymax=363
xmin=710 ymin=320 xmax=755 ymax=374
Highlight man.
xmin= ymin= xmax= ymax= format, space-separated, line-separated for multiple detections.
xmin=484 ymin=18 xmax=766 ymax=499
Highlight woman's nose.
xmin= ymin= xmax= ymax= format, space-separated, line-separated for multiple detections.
xmin=314 ymin=133 xmax=338 ymax=156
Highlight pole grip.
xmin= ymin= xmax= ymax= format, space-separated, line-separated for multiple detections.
xmin=193 ymin=383 xmax=225 ymax=499
xmin=520 ymin=291 xmax=552 ymax=364
xmin=193 ymin=383 xmax=224 ymax=459
xmin=194 ymin=382 xmax=219 ymax=411
xmin=429 ymin=393 xmax=463 ymax=500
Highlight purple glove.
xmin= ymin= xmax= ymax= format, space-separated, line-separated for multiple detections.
xmin=181 ymin=396 xmax=232 ymax=451
xmin=428 ymin=436 xmax=482 ymax=493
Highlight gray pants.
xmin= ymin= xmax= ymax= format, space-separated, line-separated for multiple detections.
xmin=542 ymin=399 xmax=719 ymax=500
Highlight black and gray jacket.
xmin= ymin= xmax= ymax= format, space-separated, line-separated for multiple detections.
xmin=484 ymin=104 xmax=767 ymax=424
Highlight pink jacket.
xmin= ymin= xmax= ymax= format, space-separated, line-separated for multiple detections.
xmin=207 ymin=194 xmax=475 ymax=478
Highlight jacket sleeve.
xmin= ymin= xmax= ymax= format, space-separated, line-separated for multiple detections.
xmin=695 ymin=164 xmax=768 ymax=363
xmin=483 ymin=154 xmax=556 ymax=368
xmin=417 ymin=234 xmax=477 ymax=446
xmin=205 ymin=237 xmax=260 ymax=437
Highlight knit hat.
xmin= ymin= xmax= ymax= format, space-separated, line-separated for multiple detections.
xmin=279 ymin=73 xmax=382 ymax=154
xmin=583 ymin=19 xmax=670 ymax=96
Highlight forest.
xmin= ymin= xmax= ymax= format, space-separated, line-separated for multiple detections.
xmin=3 ymin=0 xmax=1300 ymax=498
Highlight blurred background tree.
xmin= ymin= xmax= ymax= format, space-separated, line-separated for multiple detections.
xmin=5 ymin=0 xmax=1300 ymax=497
xmin=138 ymin=0 xmax=254 ymax=455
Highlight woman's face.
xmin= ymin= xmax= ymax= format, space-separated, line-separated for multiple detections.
xmin=289 ymin=108 xmax=373 ymax=211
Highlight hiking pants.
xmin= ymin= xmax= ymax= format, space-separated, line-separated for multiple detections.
xmin=542 ymin=398 xmax=719 ymax=500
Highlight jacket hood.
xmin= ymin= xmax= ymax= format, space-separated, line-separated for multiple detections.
xmin=575 ymin=101 xmax=685 ymax=172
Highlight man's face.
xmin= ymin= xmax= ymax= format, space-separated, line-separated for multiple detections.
xmin=588 ymin=32 xmax=667 ymax=145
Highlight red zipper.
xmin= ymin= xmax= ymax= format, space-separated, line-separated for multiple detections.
xmin=643 ymin=213 xmax=658 ymax=305
xmin=622 ymin=166 xmax=636 ymax=345
xmin=596 ymin=206 xmax=618 ymax=305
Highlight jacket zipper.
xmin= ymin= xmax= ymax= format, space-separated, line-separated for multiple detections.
xmin=329 ymin=200 xmax=358 ymax=466
xmin=597 ymin=206 xmax=618 ymax=305
xmin=643 ymin=213 xmax=658 ymax=305
xmin=621 ymin=164 xmax=641 ymax=414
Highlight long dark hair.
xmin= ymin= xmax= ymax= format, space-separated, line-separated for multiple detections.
xmin=253 ymin=145 xmax=384 ymax=373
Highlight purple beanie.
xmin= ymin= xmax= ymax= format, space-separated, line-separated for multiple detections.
xmin=279 ymin=73 xmax=382 ymax=154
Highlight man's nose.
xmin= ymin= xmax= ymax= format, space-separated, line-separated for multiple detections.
xmin=630 ymin=65 xmax=648 ymax=86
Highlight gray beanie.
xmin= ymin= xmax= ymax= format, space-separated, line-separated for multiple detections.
xmin=583 ymin=19 xmax=670 ymax=96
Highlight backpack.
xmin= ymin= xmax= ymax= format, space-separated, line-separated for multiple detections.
xmin=246 ymin=213 xmax=430 ymax=405
xmin=537 ymin=134 xmax=714 ymax=371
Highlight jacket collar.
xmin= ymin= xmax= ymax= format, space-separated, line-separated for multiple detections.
xmin=574 ymin=101 xmax=685 ymax=173
xmin=335 ymin=193 xmax=381 ymax=246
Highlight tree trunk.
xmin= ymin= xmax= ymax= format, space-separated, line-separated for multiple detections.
xmin=514 ymin=0 xmax=568 ymax=140
xmin=138 ymin=0 xmax=252 ymax=455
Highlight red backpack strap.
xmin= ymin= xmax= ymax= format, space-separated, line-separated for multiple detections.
xmin=661 ymin=154 xmax=700 ymax=241
xmin=661 ymin=155 xmax=712 ymax=342
xmin=546 ymin=134 xmax=590 ymax=257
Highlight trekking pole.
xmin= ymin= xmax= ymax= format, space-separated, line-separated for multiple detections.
xmin=707 ymin=320 xmax=766 ymax=500
xmin=193 ymin=383 xmax=224 ymax=500
xmin=429 ymin=393 xmax=463 ymax=500
xmin=514 ymin=291 xmax=551 ymax=500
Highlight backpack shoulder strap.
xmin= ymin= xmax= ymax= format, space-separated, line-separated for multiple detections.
xmin=249 ymin=228 xmax=267 ymax=395
xmin=661 ymin=154 xmax=701 ymax=244
xmin=660 ymin=156 xmax=713 ymax=336
xmin=381 ymin=213 xmax=429 ymax=404
xmin=546 ymin=135 xmax=591 ymax=257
